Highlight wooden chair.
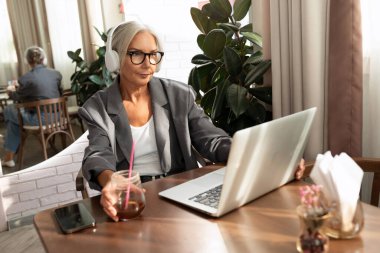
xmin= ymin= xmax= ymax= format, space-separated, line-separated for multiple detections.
xmin=16 ymin=97 xmax=76 ymax=169
xmin=305 ymin=157 xmax=380 ymax=207
xmin=63 ymin=89 xmax=85 ymax=133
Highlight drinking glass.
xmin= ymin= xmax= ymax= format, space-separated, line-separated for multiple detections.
xmin=111 ymin=170 xmax=146 ymax=221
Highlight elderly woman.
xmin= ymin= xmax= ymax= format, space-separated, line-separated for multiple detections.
xmin=79 ymin=21 xmax=304 ymax=221
xmin=2 ymin=46 xmax=62 ymax=167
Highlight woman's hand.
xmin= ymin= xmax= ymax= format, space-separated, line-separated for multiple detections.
xmin=295 ymin=159 xmax=305 ymax=180
xmin=100 ymin=180 xmax=119 ymax=222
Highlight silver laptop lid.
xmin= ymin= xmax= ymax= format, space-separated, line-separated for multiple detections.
xmin=216 ymin=107 xmax=316 ymax=216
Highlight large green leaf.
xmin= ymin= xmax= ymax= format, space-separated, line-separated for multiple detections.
xmin=244 ymin=60 xmax=271 ymax=85
xmin=211 ymin=67 xmax=229 ymax=85
xmin=226 ymin=84 xmax=249 ymax=118
xmin=197 ymin=34 xmax=206 ymax=50
xmin=188 ymin=67 xmax=202 ymax=98
xmin=191 ymin=7 xmax=217 ymax=34
xmin=89 ymin=75 xmax=104 ymax=85
xmin=202 ymin=3 xmax=229 ymax=22
xmin=203 ymin=29 xmax=226 ymax=60
xmin=201 ymin=87 xmax=217 ymax=115
xmin=248 ymin=86 xmax=272 ymax=105
xmin=218 ymin=23 xmax=240 ymax=33
xmin=223 ymin=47 xmax=242 ymax=77
xmin=241 ymin=32 xmax=262 ymax=48
xmin=233 ymin=0 xmax=251 ymax=21
xmin=191 ymin=54 xmax=213 ymax=65
xmin=209 ymin=0 xmax=232 ymax=19
xmin=212 ymin=79 xmax=230 ymax=119
xmin=240 ymin=23 xmax=253 ymax=32
xmin=243 ymin=51 xmax=263 ymax=65
xmin=67 ymin=50 xmax=82 ymax=62
xmin=196 ymin=62 xmax=217 ymax=92
xmin=191 ymin=7 xmax=209 ymax=34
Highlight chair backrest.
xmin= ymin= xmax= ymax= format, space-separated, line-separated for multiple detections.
xmin=17 ymin=97 xmax=73 ymax=137
xmin=305 ymin=157 xmax=380 ymax=207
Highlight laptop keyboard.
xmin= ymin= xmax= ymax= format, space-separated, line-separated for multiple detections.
xmin=189 ymin=185 xmax=223 ymax=208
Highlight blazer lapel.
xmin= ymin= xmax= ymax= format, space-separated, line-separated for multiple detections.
xmin=106 ymin=81 xmax=133 ymax=164
xmin=149 ymin=78 xmax=171 ymax=172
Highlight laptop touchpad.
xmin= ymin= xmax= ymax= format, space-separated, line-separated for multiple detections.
xmin=192 ymin=172 xmax=224 ymax=188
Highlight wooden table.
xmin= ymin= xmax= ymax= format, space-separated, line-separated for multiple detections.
xmin=34 ymin=166 xmax=380 ymax=253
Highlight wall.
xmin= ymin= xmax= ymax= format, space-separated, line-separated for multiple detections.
xmin=0 ymin=132 xmax=98 ymax=232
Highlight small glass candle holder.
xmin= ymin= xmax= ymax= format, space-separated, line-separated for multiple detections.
xmin=296 ymin=205 xmax=330 ymax=253
xmin=111 ymin=170 xmax=146 ymax=221
xmin=322 ymin=200 xmax=364 ymax=239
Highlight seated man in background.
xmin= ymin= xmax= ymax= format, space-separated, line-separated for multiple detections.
xmin=1 ymin=46 xmax=62 ymax=167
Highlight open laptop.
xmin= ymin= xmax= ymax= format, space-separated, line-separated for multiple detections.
xmin=159 ymin=107 xmax=316 ymax=217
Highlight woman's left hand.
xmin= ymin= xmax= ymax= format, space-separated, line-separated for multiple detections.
xmin=295 ymin=159 xmax=305 ymax=180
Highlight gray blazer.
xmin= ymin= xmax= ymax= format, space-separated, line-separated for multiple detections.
xmin=79 ymin=76 xmax=231 ymax=190
xmin=10 ymin=64 xmax=62 ymax=102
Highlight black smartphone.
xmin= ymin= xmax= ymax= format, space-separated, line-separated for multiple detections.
xmin=54 ymin=202 xmax=96 ymax=234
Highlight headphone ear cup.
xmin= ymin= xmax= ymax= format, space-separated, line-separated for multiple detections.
xmin=105 ymin=49 xmax=120 ymax=72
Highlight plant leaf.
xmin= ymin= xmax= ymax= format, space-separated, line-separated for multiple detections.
xmin=244 ymin=60 xmax=271 ymax=85
xmin=188 ymin=67 xmax=202 ymax=99
xmin=89 ymin=75 xmax=104 ymax=85
xmin=196 ymin=62 xmax=217 ymax=92
xmin=197 ymin=34 xmax=206 ymax=50
xmin=243 ymin=51 xmax=263 ymax=65
xmin=211 ymin=79 xmax=230 ymax=119
xmin=226 ymin=84 xmax=249 ymax=118
xmin=191 ymin=54 xmax=213 ymax=65
xmin=209 ymin=0 xmax=232 ymax=19
xmin=191 ymin=7 xmax=209 ymax=34
xmin=233 ymin=0 xmax=251 ymax=21
xmin=223 ymin=47 xmax=242 ymax=77
xmin=202 ymin=3 xmax=229 ymax=22
xmin=241 ymin=31 xmax=262 ymax=48
xmin=248 ymin=86 xmax=272 ymax=105
xmin=203 ymin=29 xmax=226 ymax=60
xmin=218 ymin=23 xmax=240 ymax=33
xmin=201 ymin=87 xmax=217 ymax=115
xmin=240 ymin=23 xmax=253 ymax=32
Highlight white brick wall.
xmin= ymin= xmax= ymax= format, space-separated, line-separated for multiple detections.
xmin=0 ymin=132 xmax=96 ymax=231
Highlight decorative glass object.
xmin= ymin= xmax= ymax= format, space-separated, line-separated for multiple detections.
xmin=296 ymin=205 xmax=330 ymax=253
xmin=322 ymin=200 xmax=364 ymax=239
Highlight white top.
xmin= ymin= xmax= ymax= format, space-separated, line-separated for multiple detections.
xmin=130 ymin=117 xmax=162 ymax=176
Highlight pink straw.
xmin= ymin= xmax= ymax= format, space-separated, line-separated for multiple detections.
xmin=123 ymin=140 xmax=135 ymax=209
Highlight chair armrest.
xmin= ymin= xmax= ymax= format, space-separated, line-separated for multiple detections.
xmin=76 ymin=168 xmax=89 ymax=199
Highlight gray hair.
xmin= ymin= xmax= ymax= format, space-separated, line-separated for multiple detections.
xmin=25 ymin=46 xmax=46 ymax=65
xmin=111 ymin=21 xmax=163 ymax=72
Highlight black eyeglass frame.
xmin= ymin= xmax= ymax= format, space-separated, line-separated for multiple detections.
xmin=126 ymin=50 xmax=164 ymax=65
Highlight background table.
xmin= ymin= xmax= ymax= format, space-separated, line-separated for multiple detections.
xmin=34 ymin=166 xmax=380 ymax=253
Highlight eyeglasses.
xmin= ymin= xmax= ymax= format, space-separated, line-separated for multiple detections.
xmin=126 ymin=50 xmax=164 ymax=65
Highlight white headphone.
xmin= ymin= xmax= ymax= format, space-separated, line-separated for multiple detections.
xmin=105 ymin=23 xmax=123 ymax=72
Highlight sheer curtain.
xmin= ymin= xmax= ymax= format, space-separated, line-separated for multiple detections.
xmin=361 ymin=0 xmax=380 ymax=158
xmin=268 ymin=0 xmax=329 ymax=159
xmin=0 ymin=0 xmax=21 ymax=84
xmin=44 ymin=0 xmax=83 ymax=90
xmin=0 ymin=0 xmax=17 ymax=85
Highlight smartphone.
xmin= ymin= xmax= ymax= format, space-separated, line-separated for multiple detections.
xmin=54 ymin=202 xmax=96 ymax=234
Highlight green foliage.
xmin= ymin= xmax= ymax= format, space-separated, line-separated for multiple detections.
xmin=67 ymin=27 xmax=114 ymax=106
xmin=188 ymin=0 xmax=272 ymax=135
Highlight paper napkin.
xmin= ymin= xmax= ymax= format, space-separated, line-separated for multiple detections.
xmin=310 ymin=152 xmax=364 ymax=232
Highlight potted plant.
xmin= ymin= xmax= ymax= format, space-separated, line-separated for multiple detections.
xmin=67 ymin=28 xmax=114 ymax=106
xmin=188 ymin=0 xmax=272 ymax=135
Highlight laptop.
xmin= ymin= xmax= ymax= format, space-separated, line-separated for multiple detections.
xmin=159 ymin=107 xmax=317 ymax=217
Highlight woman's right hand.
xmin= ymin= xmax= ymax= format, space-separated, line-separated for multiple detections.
xmin=98 ymin=170 xmax=119 ymax=222
xmin=100 ymin=180 xmax=120 ymax=222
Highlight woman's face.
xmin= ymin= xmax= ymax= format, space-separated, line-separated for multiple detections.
xmin=120 ymin=31 xmax=158 ymax=88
